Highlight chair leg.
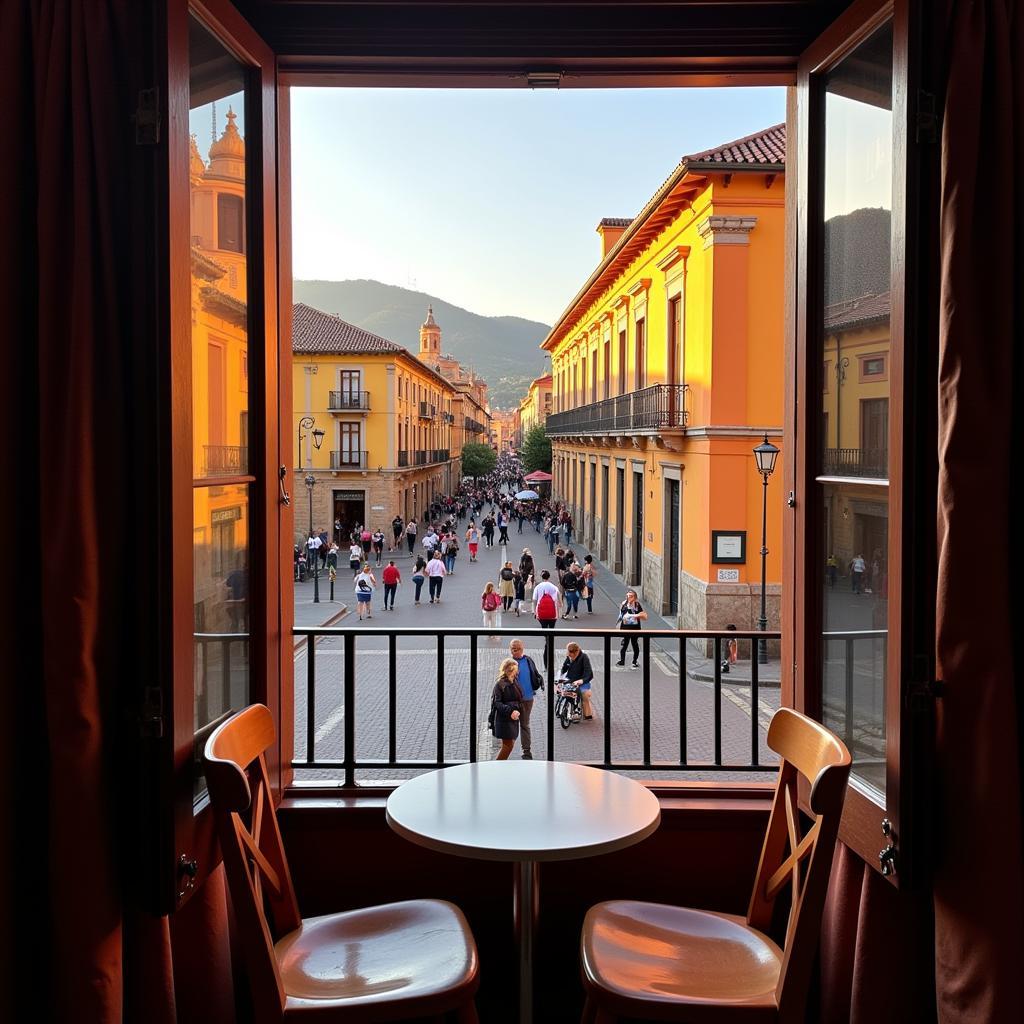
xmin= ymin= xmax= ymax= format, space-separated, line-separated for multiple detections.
xmin=580 ymin=993 xmax=598 ymax=1024
xmin=594 ymin=1009 xmax=616 ymax=1024
xmin=455 ymin=1000 xmax=479 ymax=1024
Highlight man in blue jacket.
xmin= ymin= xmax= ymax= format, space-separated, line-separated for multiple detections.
xmin=508 ymin=639 xmax=544 ymax=759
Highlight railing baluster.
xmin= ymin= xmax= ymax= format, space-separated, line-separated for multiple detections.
xmin=222 ymin=639 xmax=232 ymax=714
xmin=436 ymin=634 xmax=445 ymax=766
xmin=679 ymin=636 xmax=688 ymax=765
xmin=713 ymin=637 xmax=723 ymax=766
xmin=642 ymin=635 xmax=651 ymax=767
xmin=469 ymin=634 xmax=478 ymax=763
xmin=306 ymin=634 xmax=316 ymax=765
xmin=603 ymin=634 xmax=612 ymax=767
xmin=546 ymin=632 xmax=555 ymax=760
xmin=844 ymin=635 xmax=855 ymax=749
xmin=388 ymin=633 xmax=397 ymax=765
xmin=200 ymin=638 xmax=210 ymax=727
xmin=750 ymin=643 xmax=760 ymax=767
xmin=343 ymin=631 xmax=355 ymax=787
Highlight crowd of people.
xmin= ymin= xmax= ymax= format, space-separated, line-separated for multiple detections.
xmin=294 ymin=452 xmax=655 ymax=758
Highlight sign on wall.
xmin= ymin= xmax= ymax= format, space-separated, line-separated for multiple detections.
xmin=717 ymin=568 xmax=741 ymax=582
xmin=711 ymin=530 xmax=747 ymax=564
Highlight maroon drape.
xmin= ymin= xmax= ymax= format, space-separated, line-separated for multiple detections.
xmin=2 ymin=3 xmax=236 ymax=1022
xmin=935 ymin=1 xmax=1024 ymax=1021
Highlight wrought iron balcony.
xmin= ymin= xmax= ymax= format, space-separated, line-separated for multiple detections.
xmin=465 ymin=416 xmax=486 ymax=434
xmin=330 ymin=449 xmax=369 ymax=470
xmin=822 ymin=447 xmax=888 ymax=478
xmin=202 ymin=444 xmax=248 ymax=476
xmin=402 ymin=449 xmax=450 ymax=467
xmin=546 ymin=383 xmax=689 ymax=437
xmin=418 ymin=401 xmax=436 ymax=419
xmin=397 ymin=451 xmax=409 ymax=468
xmin=328 ymin=390 xmax=370 ymax=412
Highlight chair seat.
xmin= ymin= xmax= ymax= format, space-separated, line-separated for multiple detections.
xmin=581 ymin=900 xmax=783 ymax=1021
xmin=276 ymin=898 xmax=478 ymax=1020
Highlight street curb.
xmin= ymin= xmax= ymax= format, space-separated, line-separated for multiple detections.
xmin=293 ymin=604 xmax=348 ymax=650
xmin=687 ymin=668 xmax=782 ymax=688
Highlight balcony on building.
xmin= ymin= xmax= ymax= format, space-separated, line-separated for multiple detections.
xmin=202 ymin=444 xmax=248 ymax=476
xmin=546 ymin=382 xmax=690 ymax=438
xmin=465 ymin=416 xmax=486 ymax=434
xmin=405 ymin=448 xmax=450 ymax=467
xmin=418 ymin=401 xmax=436 ymax=419
xmin=328 ymin=390 xmax=371 ymax=413
xmin=822 ymin=446 xmax=888 ymax=478
xmin=330 ymin=449 xmax=369 ymax=470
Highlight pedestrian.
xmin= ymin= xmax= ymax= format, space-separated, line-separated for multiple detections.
xmin=353 ymin=563 xmax=376 ymax=620
xmin=499 ymin=561 xmax=516 ymax=612
xmin=554 ymin=547 xmax=567 ymax=574
xmin=533 ymin=569 xmax=562 ymax=668
xmin=564 ymin=516 xmax=574 ymax=544
xmin=391 ymin=514 xmax=404 ymax=551
xmin=850 ymin=552 xmax=866 ymax=594
xmin=826 ymin=553 xmax=838 ymax=588
xmin=372 ymin=528 xmax=385 ymax=566
xmin=519 ymin=548 xmax=535 ymax=586
xmin=482 ymin=514 xmax=495 ymax=548
xmin=405 ymin=518 xmax=418 ymax=554
xmin=465 ymin=521 xmax=480 ymax=562
xmin=360 ymin=526 xmax=373 ymax=561
xmin=307 ymin=531 xmax=321 ymax=569
xmin=482 ymin=582 xmax=502 ymax=637
xmin=326 ymin=540 xmax=339 ymax=571
xmin=615 ymin=589 xmax=648 ymax=669
xmin=382 ymin=559 xmax=401 ymax=610
xmin=581 ymin=554 xmax=596 ymax=614
xmin=560 ymin=642 xmax=594 ymax=719
xmin=498 ymin=511 xmax=510 ymax=545
xmin=512 ymin=568 xmax=526 ymax=616
xmin=348 ymin=540 xmax=363 ymax=577
xmin=422 ymin=526 xmax=438 ymax=558
xmin=561 ymin=562 xmax=582 ymax=619
xmin=489 ymin=658 xmax=524 ymax=761
xmin=508 ymin=639 xmax=542 ymax=759
xmin=426 ymin=549 xmax=447 ymax=603
xmin=444 ymin=532 xmax=459 ymax=574
xmin=411 ymin=553 xmax=427 ymax=604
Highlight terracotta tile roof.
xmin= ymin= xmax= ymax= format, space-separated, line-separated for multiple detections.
xmin=684 ymin=123 xmax=786 ymax=169
xmin=825 ymin=292 xmax=891 ymax=332
xmin=598 ymin=217 xmax=632 ymax=228
xmin=292 ymin=302 xmax=405 ymax=354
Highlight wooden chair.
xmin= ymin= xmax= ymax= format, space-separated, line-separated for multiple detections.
xmin=204 ymin=704 xmax=480 ymax=1023
xmin=579 ymin=707 xmax=851 ymax=1024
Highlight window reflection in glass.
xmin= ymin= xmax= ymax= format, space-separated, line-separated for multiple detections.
xmin=818 ymin=22 xmax=893 ymax=798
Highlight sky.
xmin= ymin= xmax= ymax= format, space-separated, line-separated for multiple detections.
xmin=289 ymin=87 xmax=786 ymax=325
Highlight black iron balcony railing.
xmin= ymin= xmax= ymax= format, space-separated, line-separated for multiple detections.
xmin=330 ymin=449 xmax=369 ymax=470
xmin=465 ymin=416 xmax=486 ymax=434
xmin=202 ymin=444 xmax=248 ymax=476
xmin=822 ymin=447 xmax=888 ymax=478
xmin=404 ymin=449 xmax=450 ymax=467
xmin=397 ymin=450 xmax=409 ymax=468
xmin=547 ymin=383 xmax=689 ymax=437
xmin=431 ymin=448 xmax=450 ymax=463
xmin=292 ymin=625 xmax=780 ymax=786
xmin=418 ymin=401 xmax=436 ymax=419
xmin=328 ymin=390 xmax=371 ymax=412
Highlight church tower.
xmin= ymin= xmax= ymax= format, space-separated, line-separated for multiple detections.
xmin=419 ymin=305 xmax=441 ymax=366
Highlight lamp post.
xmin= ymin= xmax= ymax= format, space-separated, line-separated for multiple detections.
xmin=752 ymin=433 xmax=780 ymax=664
xmin=299 ymin=416 xmax=325 ymax=603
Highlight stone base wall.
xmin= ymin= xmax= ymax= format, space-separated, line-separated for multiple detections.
xmin=677 ymin=569 xmax=782 ymax=656
xmin=641 ymin=549 xmax=663 ymax=610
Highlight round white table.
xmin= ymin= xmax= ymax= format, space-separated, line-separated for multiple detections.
xmin=385 ymin=761 xmax=661 ymax=1024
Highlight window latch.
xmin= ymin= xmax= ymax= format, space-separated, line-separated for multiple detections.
xmin=878 ymin=818 xmax=897 ymax=877
xmin=279 ymin=465 xmax=291 ymax=506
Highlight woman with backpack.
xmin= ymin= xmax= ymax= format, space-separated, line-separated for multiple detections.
xmin=371 ymin=528 xmax=386 ymax=566
xmin=444 ymin=532 xmax=459 ymax=575
xmin=581 ymin=554 xmax=597 ymax=614
xmin=481 ymin=581 xmax=502 ymax=638
xmin=465 ymin=521 xmax=480 ymax=562
xmin=519 ymin=548 xmax=535 ymax=586
xmin=498 ymin=561 xmax=516 ymax=612
xmin=353 ymin=564 xmax=377 ymax=621
xmin=561 ymin=562 xmax=582 ymax=619
xmin=411 ymin=553 xmax=427 ymax=604
xmin=490 ymin=658 xmax=524 ymax=760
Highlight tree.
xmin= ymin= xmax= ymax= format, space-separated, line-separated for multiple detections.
xmin=460 ymin=442 xmax=497 ymax=482
xmin=520 ymin=424 xmax=552 ymax=474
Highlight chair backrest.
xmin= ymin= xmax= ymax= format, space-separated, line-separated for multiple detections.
xmin=746 ymin=707 xmax=851 ymax=1022
xmin=204 ymin=704 xmax=302 ymax=1020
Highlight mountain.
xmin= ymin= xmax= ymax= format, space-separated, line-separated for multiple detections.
xmin=293 ymin=279 xmax=551 ymax=409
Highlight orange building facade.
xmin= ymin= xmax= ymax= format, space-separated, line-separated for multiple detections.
xmin=544 ymin=126 xmax=786 ymax=633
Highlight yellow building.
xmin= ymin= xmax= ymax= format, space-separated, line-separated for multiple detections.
xmin=292 ymin=303 xmax=456 ymax=543
xmin=520 ymin=373 xmax=553 ymax=437
xmin=190 ymin=112 xmax=251 ymax=634
xmin=543 ymin=125 xmax=786 ymax=632
xmin=490 ymin=409 xmax=517 ymax=451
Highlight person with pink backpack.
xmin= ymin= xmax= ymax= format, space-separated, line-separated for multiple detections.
xmin=481 ymin=581 xmax=502 ymax=638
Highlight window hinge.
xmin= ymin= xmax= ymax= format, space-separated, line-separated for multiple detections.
xmin=134 ymin=87 xmax=161 ymax=145
xmin=138 ymin=685 xmax=164 ymax=738
xmin=915 ymin=89 xmax=938 ymax=144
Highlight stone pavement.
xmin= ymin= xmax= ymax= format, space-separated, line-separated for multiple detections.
xmin=292 ymin=519 xmax=781 ymax=784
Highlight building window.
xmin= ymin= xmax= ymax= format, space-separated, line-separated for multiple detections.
xmin=859 ymin=354 xmax=887 ymax=381
xmin=668 ymin=295 xmax=682 ymax=385
xmin=618 ymin=328 xmax=627 ymax=395
xmin=635 ymin=318 xmax=646 ymax=390
xmin=603 ymin=337 xmax=610 ymax=399
xmin=217 ymin=193 xmax=244 ymax=253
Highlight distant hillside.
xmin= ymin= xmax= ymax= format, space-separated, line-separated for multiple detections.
xmin=293 ymin=279 xmax=551 ymax=409
xmin=823 ymin=207 xmax=891 ymax=304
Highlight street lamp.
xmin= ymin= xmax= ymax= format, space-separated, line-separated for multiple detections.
xmin=299 ymin=417 xmax=325 ymax=603
xmin=752 ymin=432 xmax=780 ymax=664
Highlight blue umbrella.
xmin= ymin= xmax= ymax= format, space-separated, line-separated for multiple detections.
xmin=515 ymin=489 xmax=540 ymax=500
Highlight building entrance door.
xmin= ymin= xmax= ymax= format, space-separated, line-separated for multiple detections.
xmin=632 ymin=471 xmax=644 ymax=587
xmin=615 ymin=467 xmax=625 ymax=572
xmin=333 ymin=489 xmax=366 ymax=543
xmin=666 ymin=478 xmax=680 ymax=615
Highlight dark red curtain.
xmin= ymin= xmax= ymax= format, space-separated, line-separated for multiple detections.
xmin=934 ymin=1 xmax=1024 ymax=1021
xmin=2 ymin=3 xmax=236 ymax=1022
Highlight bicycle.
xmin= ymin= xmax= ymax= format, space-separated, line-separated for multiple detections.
xmin=554 ymin=679 xmax=583 ymax=729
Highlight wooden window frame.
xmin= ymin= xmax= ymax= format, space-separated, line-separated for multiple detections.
xmin=789 ymin=0 xmax=935 ymax=885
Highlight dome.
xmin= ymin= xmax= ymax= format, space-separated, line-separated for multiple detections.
xmin=422 ymin=304 xmax=439 ymax=330
xmin=209 ymin=107 xmax=244 ymax=162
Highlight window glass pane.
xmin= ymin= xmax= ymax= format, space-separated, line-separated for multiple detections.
xmin=193 ymin=484 xmax=251 ymax=797
xmin=189 ymin=15 xmax=249 ymax=479
xmin=818 ymin=21 xmax=892 ymax=798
